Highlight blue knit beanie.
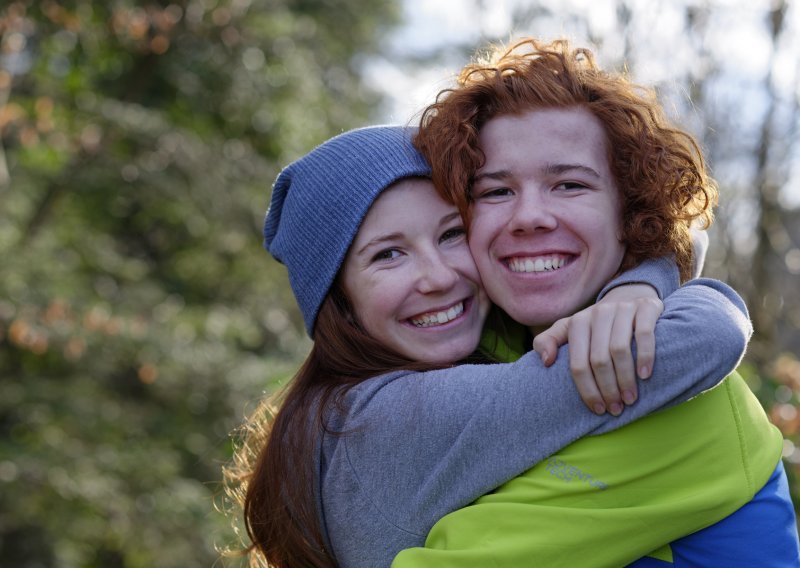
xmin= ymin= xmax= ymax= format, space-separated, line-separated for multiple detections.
xmin=263 ymin=126 xmax=432 ymax=336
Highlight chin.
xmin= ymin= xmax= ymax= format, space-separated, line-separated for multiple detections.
xmin=509 ymin=310 xmax=556 ymax=329
xmin=512 ymin=300 xmax=579 ymax=329
xmin=419 ymin=345 xmax=475 ymax=365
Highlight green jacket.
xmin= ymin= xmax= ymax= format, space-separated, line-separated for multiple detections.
xmin=393 ymin=322 xmax=782 ymax=567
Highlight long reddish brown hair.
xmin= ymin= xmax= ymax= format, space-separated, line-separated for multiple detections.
xmin=415 ymin=38 xmax=718 ymax=282
xmin=223 ymin=280 xmax=442 ymax=567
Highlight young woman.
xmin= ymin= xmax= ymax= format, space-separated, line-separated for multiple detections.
xmin=225 ymin=125 xmax=758 ymax=567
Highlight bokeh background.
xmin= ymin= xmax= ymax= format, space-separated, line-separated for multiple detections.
xmin=1 ymin=0 xmax=799 ymax=565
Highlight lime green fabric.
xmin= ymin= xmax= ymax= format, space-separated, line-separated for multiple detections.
xmin=393 ymin=341 xmax=782 ymax=568
xmin=476 ymin=311 xmax=529 ymax=363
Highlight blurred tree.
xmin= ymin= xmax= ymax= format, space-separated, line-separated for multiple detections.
xmin=0 ymin=0 xmax=402 ymax=565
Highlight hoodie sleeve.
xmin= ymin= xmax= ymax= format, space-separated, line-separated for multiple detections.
xmin=321 ymin=279 xmax=752 ymax=565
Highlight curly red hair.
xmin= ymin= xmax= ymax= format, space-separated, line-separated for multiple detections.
xmin=415 ymin=38 xmax=717 ymax=282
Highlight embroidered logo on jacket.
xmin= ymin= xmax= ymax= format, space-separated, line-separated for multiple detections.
xmin=545 ymin=457 xmax=608 ymax=490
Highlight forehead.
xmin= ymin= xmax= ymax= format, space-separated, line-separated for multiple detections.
xmin=354 ymin=178 xmax=454 ymax=238
xmin=477 ymin=107 xmax=611 ymax=173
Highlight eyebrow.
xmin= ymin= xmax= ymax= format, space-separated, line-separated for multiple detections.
xmin=354 ymin=211 xmax=462 ymax=256
xmin=355 ymin=232 xmax=403 ymax=256
xmin=543 ymin=163 xmax=602 ymax=178
xmin=440 ymin=211 xmax=461 ymax=225
xmin=473 ymin=169 xmax=513 ymax=184
xmin=473 ymin=163 xmax=602 ymax=184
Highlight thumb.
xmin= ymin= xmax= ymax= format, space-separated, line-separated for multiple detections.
xmin=533 ymin=318 xmax=570 ymax=366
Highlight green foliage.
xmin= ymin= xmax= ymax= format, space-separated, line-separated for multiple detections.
xmin=4 ymin=2 xmax=799 ymax=564
xmin=738 ymin=357 xmax=800 ymax=513
xmin=0 ymin=0 xmax=401 ymax=564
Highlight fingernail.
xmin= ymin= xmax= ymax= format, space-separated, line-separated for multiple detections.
xmin=639 ymin=366 xmax=650 ymax=379
xmin=623 ymin=390 xmax=637 ymax=405
xmin=609 ymin=402 xmax=623 ymax=416
xmin=593 ymin=403 xmax=606 ymax=415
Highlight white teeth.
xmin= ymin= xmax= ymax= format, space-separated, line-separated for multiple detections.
xmin=411 ymin=302 xmax=464 ymax=328
xmin=509 ymin=256 xmax=566 ymax=273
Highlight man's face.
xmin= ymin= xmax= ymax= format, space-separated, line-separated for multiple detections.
xmin=468 ymin=106 xmax=626 ymax=329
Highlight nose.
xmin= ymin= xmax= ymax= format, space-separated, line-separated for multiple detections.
xmin=415 ymin=250 xmax=459 ymax=294
xmin=507 ymin=188 xmax=557 ymax=234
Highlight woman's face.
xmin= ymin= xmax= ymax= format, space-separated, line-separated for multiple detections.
xmin=342 ymin=178 xmax=490 ymax=364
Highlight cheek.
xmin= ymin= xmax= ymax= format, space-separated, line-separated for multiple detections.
xmin=347 ymin=294 xmax=373 ymax=335
xmin=589 ymin=224 xmax=626 ymax=278
xmin=365 ymin=275 xmax=418 ymax=331
xmin=583 ymin=198 xmax=623 ymax=247
xmin=606 ymin=196 xmax=624 ymax=241
xmin=468 ymin=208 xmax=494 ymax=247
xmin=590 ymin=221 xmax=623 ymax=252
xmin=467 ymin=243 xmax=496 ymax=288
xmin=602 ymin=221 xmax=623 ymax=246
xmin=346 ymin=276 xmax=391 ymax=327
xmin=470 ymin=206 xmax=512 ymax=258
xmin=468 ymin=224 xmax=494 ymax=267
xmin=354 ymin=292 xmax=399 ymax=349
xmin=451 ymin=245 xmax=482 ymax=282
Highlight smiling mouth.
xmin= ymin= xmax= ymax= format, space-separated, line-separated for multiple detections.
xmin=409 ymin=301 xmax=466 ymax=328
xmin=507 ymin=255 xmax=568 ymax=273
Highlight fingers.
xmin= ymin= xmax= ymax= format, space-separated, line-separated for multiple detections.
xmin=580 ymin=304 xmax=625 ymax=416
xmin=539 ymin=294 xmax=663 ymax=417
xmin=564 ymin=309 xmax=610 ymax=416
xmin=532 ymin=317 xmax=569 ymax=366
xmin=532 ymin=335 xmax=559 ymax=367
xmin=608 ymin=302 xmax=638 ymax=405
xmin=632 ymin=297 xmax=663 ymax=379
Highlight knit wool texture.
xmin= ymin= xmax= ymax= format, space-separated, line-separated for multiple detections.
xmin=263 ymin=126 xmax=432 ymax=336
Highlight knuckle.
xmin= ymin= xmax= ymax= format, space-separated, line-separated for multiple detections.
xmin=595 ymin=303 xmax=615 ymax=317
xmin=589 ymin=355 xmax=611 ymax=370
xmin=643 ymin=297 xmax=663 ymax=310
xmin=610 ymin=343 xmax=629 ymax=358
xmin=635 ymin=330 xmax=655 ymax=343
xmin=570 ymin=362 xmax=590 ymax=376
xmin=571 ymin=311 xmax=590 ymax=325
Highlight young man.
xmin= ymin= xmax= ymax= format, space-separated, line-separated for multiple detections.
xmin=400 ymin=37 xmax=800 ymax=567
